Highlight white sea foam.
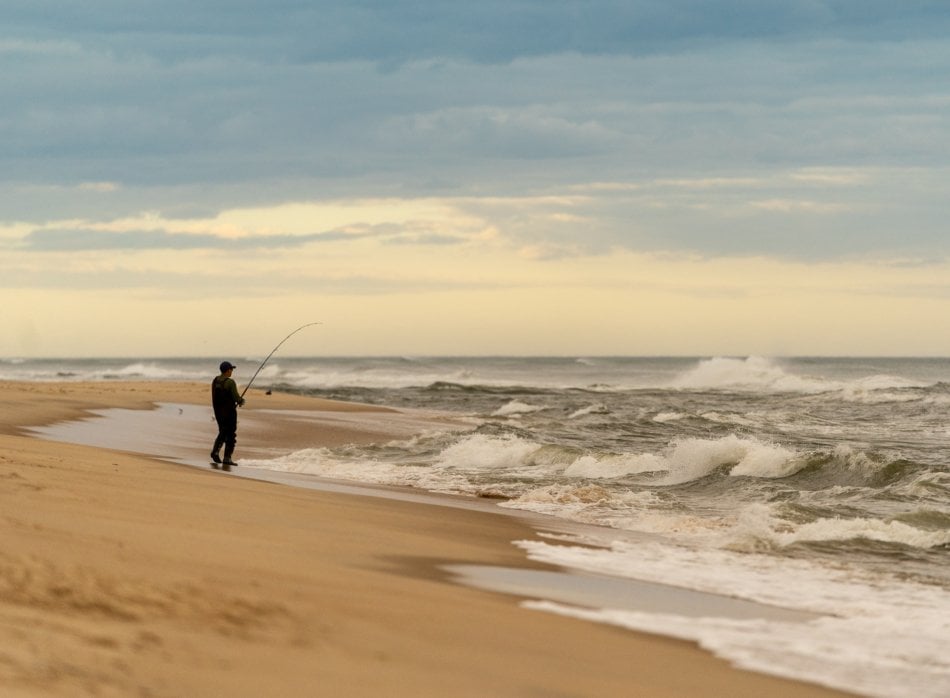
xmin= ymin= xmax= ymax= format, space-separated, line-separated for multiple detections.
xmin=242 ymin=446 xmax=466 ymax=491
xmin=280 ymin=367 xmax=476 ymax=390
xmin=837 ymin=374 xmax=930 ymax=403
xmin=434 ymin=434 xmax=546 ymax=473
xmin=700 ymin=411 xmax=757 ymax=426
xmin=503 ymin=434 xmax=806 ymax=483
xmin=669 ymin=356 xmax=833 ymax=392
xmin=893 ymin=470 xmax=950 ymax=500
xmin=492 ymin=400 xmax=545 ymax=417
xmin=501 ymin=485 xmax=675 ymax=530
xmin=525 ymin=600 xmax=950 ymax=698
xmin=245 ymin=433 xmax=571 ymax=493
xmin=278 ymin=364 xmax=585 ymax=391
xmin=567 ymin=403 xmax=609 ymax=419
xmin=644 ymin=435 xmax=804 ymax=483
xmin=513 ymin=484 xmax=660 ymax=509
xmin=669 ymin=356 xmax=928 ymax=398
xmin=251 ymin=432 xmax=813 ymax=497
xmin=562 ymin=452 xmax=662 ymax=478
xmin=516 ymin=538 xmax=950 ymax=698
xmin=106 ymin=362 xmax=193 ymax=380
xmin=0 ymin=360 xmax=204 ymax=382
xmin=724 ymin=503 xmax=950 ymax=551
xmin=435 ymin=433 xmax=808 ymax=483
xmin=652 ymin=411 xmax=686 ymax=422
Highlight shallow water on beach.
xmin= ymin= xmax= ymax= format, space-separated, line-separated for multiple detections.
xmin=6 ymin=355 xmax=950 ymax=697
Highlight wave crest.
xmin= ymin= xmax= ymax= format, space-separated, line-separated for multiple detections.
xmin=669 ymin=356 xmax=926 ymax=397
xmin=669 ymin=357 xmax=829 ymax=392
xmin=726 ymin=504 xmax=950 ymax=551
xmin=561 ymin=435 xmax=805 ymax=483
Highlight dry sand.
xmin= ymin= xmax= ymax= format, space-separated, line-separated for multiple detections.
xmin=0 ymin=381 xmax=855 ymax=697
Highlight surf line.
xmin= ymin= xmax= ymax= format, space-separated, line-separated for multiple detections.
xmin=240 ymin=322 xmax=322 ymax=399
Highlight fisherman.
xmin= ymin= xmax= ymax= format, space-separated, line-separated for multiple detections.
xmin=210 ymin=361 xmax=245 ymax=470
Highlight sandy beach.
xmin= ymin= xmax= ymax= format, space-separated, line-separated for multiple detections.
xmin=0 ymin=381 xmax=855 ymax=697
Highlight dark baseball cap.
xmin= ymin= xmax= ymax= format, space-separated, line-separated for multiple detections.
xmin=219 ymin=361 xmax=236 ymax=372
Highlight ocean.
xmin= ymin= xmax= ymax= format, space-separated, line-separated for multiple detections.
xmin=5 ymin=355 xmax=949 ymax=697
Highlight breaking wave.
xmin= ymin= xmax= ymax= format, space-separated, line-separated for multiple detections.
xmin=668 ymin=356 xmax=928 ymax=397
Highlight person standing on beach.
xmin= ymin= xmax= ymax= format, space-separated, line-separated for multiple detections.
xmin=211 ymin=361 xmax=245 ymax=470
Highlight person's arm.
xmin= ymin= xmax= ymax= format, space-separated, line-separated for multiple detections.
xmin=227 ymin=378 xmax=245 ymax=406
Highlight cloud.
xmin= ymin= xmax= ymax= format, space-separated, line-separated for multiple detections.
xmin=382 ymin=106 xmax=619 ymax=159
xmin=7 ymin=1 xmax=949 ymax=65
xmin=16 ymin=205 xmax=481 ymax=252
xmin=78 ymin=181 xmax=120 ymax=192
xmin=26 ymin=229 xmax=269 ymax=251
xmin=748 ymin=198 xmax=849 ymax=214
xmin=1 ymin=1 xmax=948 ymax=265
xmin=20 ymin=227 xmax=368 ymax=252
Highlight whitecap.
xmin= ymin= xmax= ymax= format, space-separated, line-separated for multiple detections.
xmin=655 ymin=435 xmax=805 ymax=484
xmin=563 ymin=452 xmax=665 ymax=478
xmin=722 ymin=503 xmax=950 ymax=551
xmin=492 ymin=400 xmax=545 ymax=417
xmin=568 ymin=403 xmax=610 ymax=419
xmin=669 ymin=356 xmax=832 ymax=393
xmin=435 ymin=434 xmax=539 ymax=469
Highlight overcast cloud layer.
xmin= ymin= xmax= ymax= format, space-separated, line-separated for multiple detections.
xmin=1 ymin=1 xmax=948 ymax=263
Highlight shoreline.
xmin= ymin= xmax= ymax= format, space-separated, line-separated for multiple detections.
xmin=0 ymin=380 xmax=855 ymax=697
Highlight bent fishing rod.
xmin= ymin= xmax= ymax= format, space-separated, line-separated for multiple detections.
xmin=240 ymin=322 xmax=321 ymax=399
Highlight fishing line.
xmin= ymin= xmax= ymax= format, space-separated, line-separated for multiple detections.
xmin=240 ymin=322 xmax=321 ymax=398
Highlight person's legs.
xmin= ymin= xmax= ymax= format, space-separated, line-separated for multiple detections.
xmin=223 ymin=430 xmax=237 ymax=464
xmin=211 ymin=412 xmax=237 ymax=465
xmin=210 ymin=433 xmax=225 ymax=463
xmin=219 ymin=413 xmax=238 ymax=467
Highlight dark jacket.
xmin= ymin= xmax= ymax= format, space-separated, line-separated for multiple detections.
xmin=211 ymin=375 xmax=243 ymax=419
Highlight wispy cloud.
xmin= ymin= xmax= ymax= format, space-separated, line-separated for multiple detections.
xmin=748 ymin=199 xmax=850 ymax=214
xmin=19 ymin=214 xmax=478 ymax=253
xmin=20 ymin=228 xmax=345 ymax=251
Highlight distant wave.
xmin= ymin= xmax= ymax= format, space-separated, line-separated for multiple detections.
xmin=0 ymin=360 xmax=206 ymax=382
xmin=668 ymin=356 xmax=928 ymax=396
xmin=103 ymin=362 xmax=193 ymax=380
xmin=669 ymin=356 xmax=834 ymax=392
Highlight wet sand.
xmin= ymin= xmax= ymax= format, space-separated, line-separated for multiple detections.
xmin=0 ymin=380 xmax=854 ymax=697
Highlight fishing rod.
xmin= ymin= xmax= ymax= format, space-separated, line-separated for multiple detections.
xmin=240 ymin=322 xmax=321 ymax=399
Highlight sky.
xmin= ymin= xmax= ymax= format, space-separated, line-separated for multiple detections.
xmin=2 ymin=1 xmax=950 ymax=357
